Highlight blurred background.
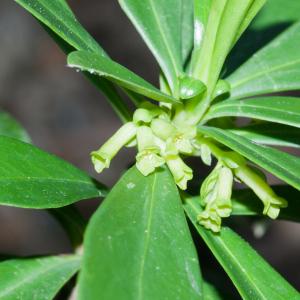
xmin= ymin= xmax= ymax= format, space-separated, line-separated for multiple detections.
xmin=0 ymin=0 xmax=299 ymax=296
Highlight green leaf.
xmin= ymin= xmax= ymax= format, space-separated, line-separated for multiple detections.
xmin=190 ymin=0 xmax=211 ymax=76
xmin=193 ymin=1 xmax=261 ymax=91
xmin=0 ymin=255 xmax=80 ymax=300
xmin=233 ymin=0 xmax=266 ymax=44
xmin=0 ymin=136 xmax=106 ymax=208
xmin=181 ymin=0 xmax=194 ymax=65
xmin=15 ymin=0 xmax=104 ymax=54
xmin=203 ymin=281 xmax=223 ymax=300
xmin=48 ymin=205 xmax=86 ymax=249
xmin=184 ymin=199 xmax=300 ymax=300
xmin=225 ymin=0 xmax=300 ymax=76
xmin=15 ymin=0 xmax=131 ymax=122
xmin=252 ymin=0 xmax=300 ymax=29
xmin=227 ymin=22 xmax=300 ymax=99
xmin=0 ymin=111 xmax=30 ymax=143
xmin=230 ymin=123 xmax=300 ymax=149
xmin=68 ymin=51 xmax=178 ymax=104
xmin=78 ymin=166 xmax=203 ymax=300
xmin=205 ymin=97 xmax=300 ymax=128
xmin=198 ymin=126 xmax=300 ymax=191
xmin=119 ymin=0 xmax=183 ymax=96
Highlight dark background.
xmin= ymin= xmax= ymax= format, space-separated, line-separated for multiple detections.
xmin=0 ymin=0 xmax=299 ymax=295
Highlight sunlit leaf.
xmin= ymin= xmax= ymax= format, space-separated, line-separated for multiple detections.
xmin=15 ymin=0 xmax=131 ymax=121
xmin=0 ymin=136 xmax=106 ymax=208
xmin=78 ymin=166 xmax=203 ymax=300
xmin=230 ymin=123 xmax=300 ymax=149
xmin=68 ymin=51 xmax=178 ymax=104
xmin=205 ymin=97 xmax=300 ymax=128
xmin=0 ymin=111 xmax=30 ymax=143
xmin=0 ymin=255 xmax=80 ymax=300
xmin=228 ymin=22 xmax=300 ymax=99
xmin=119 ymin=0 xmax=183 ymax=96
xmin=184 ymin=199 xmax=300 ymax=300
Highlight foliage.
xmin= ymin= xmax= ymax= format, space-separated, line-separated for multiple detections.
xmin=0 ymin=0 xmax=299 ymax=298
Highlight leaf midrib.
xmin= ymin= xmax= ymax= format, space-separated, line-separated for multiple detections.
xmin=211 ymin=102 xmax=300 ymax=117
xmin=0 ymin=257 xmax=79 ymax=298
xmin=68 ymin=62 xmax=168 ymax=100
xmin=148 ymin=0 xmax=181 ymax=80
xmin=186 ymin=200 xmax=268 ymax=300
xmin=230 ymin=58 xmax=300 ymax=89
xmin=0 ymin=176 xmax=95 ymax=186
xmin=137 ymin=172 xmax=157 ymax=300
xmin=17 ymin=0 xmax=99 ymax=54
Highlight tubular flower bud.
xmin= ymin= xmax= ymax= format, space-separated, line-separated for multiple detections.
xmin=198 ymin=208 xmax=221 ymax=233
xmin=234 ymin=165 xmax=287 ymax=219
xmin=171 ymin=126 xmax=197 ymax=155
xmin=91 ymin=122 xmax=137 ymax=173
xmin=198 ymin=165 xmax=233 ymax=232
xmin=166 ymin=155 xmax=193 ymax=190
xmin=151 ymin=118 xmax=176 ymax=141
xmin=135 ymin=126 xmax=165 ymax=176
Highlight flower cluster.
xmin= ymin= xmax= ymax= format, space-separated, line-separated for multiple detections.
xmin=194 ymin=143 xmax=287 ymax=232
xmin=91 ymin=77 xmax=287 ymax=232
xmin=91 ymin=101 xmax=197 ymax=190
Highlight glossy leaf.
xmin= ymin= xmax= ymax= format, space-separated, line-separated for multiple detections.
xmin=225 ymin=0 xmax=300 ymax=76
xmin=205 ymin=97 xmax=300 ymax=128
xmin=181 ymin=0 xmax=194 ymax=65
xmin=190 ymin=0 xmax=211 ymax=76
xmin=252 ymin=0 xmax=300 ymax=29
xmin=78 ymin=166 xmax=203 ymax=300
xmin=233 ymin=0 xmax=267 ymax=44
xmin=0 ymin=255 xmax=80 ymax=300
xmin=198 ymin=126 xmax=300 ymax=191
xmin=14 ymin=0 xmax=104 ymax=54
xmin=0 ymin=136 xmax=106 ymax=208
xmin=194 ymin=1 xmax=261 ymax=91
xmin=68 ymin=51 xmax=178 ymax=104
xmin=0 ymin=111 xmax=30 ymax=143
xmin=119 ymin=0 xmax=183 ymax=96
xmin=184 ymin=199 xmax=300 ymax=300
xmin=230 ymin=123 xmax=300 ymax=148
xmin=15 ymin=0 xmax=131 ymax=122
xmin=228 ymin=22 xmax=300 ymax=99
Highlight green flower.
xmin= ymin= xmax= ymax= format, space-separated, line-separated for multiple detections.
xmin=135 ymin=125 xmax=165 ymax=176
xmin=150 ymin=118 xmax=176 ymax=141
xmin=166 ymin=155 xmax=193 ymax=190
xmin=198 ymin=165 xmax=233 ymax=232
xmin=198 ymin=207 xmax=221 ymax=233
xmin=262 ymin=195 xmax=288 ymax=219
xmin=198 ymin=210 xmax=221 ymax=233
xmin=91 ymin=122 xmax=137 ymax=173
xmin=133 ymin=102 xmax=168 ymax=125
xmin=234 ymin=165 xmax=287 ymax=219
xmin=136 ymin=148 xmax=165 ymax=176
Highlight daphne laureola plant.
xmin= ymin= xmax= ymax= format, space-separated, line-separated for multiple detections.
xmin=1 ymin=0 xmax=300 ymax=299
